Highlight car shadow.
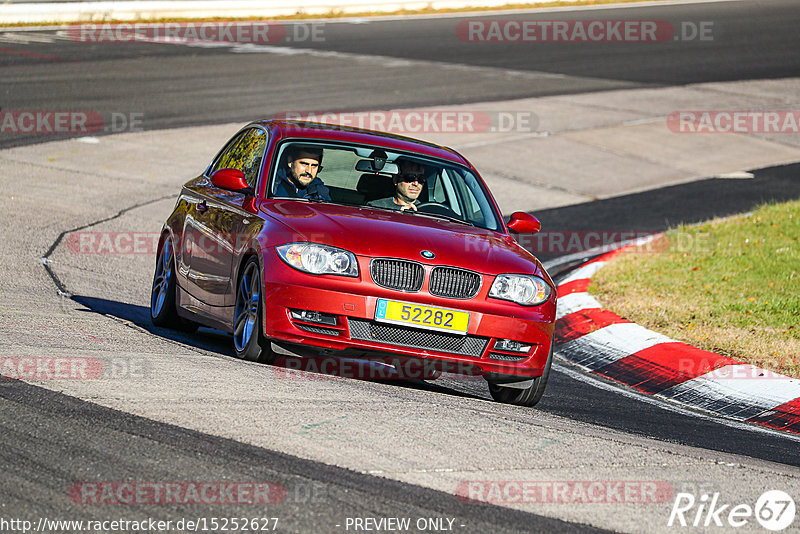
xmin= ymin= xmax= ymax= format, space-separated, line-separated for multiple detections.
xmin=270 ymin=348 xmax=485 ymax=399
xmin=72 ymin=295 xmax=233 ymax=356
xmin=274 ymin=354 xmax=480 ymax=394
xmin=71 ymin=294 xmax=486 ymax=400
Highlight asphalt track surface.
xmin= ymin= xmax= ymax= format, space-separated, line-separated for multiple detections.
xmin=2 ymin=1 xmax=800 ymax=532
xmin=1 ymin=380 xmax=600 ymax=533
xmin=2 ymin=0 xmax=800 ymax=148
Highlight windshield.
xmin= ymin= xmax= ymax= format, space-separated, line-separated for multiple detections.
xmin=268 ymin=141 xmax=503 ymax=231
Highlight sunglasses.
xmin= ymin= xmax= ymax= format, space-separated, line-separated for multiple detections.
xmin=399 ymin=173 xmax=426 ymax=184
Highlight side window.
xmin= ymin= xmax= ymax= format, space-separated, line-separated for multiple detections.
xmin=453 ymin=175 xmax=483 ymax=224
xmin=210 ymin=128 xmax=268 ymax=188
xmin=430 ymin=169 xmax=462 ymax=215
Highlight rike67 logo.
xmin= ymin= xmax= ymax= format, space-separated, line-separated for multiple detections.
xmin=668 ymin=490 xmax=796 ymax=531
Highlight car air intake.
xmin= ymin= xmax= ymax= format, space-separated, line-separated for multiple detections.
xmin=429 ymin=267 xmax=481 ymax=299
xmin=348 ymin=318 xmax=488 ymax=357
xmin=370 ymin=259 xmax=424 ymax=292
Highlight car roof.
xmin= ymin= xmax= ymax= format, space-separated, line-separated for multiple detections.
xmin=252 ymin=120 xmax=473 ymax=168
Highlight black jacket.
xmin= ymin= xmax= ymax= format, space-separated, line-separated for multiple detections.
xmin=273 ymin=168 xmax=330 ymax=201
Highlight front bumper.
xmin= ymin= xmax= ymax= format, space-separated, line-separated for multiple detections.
xmin=261 ymin=254 xmax=556 ymax=379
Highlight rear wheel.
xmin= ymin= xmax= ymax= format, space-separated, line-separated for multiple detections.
xmin=150 ymin=238 xmax=196 ymax=332
xmin=233 ymin=257 xmax=275 ymax=363
xmin=487 ymin=343 xmax=553 ymax=407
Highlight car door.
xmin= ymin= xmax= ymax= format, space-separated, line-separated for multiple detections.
xmin=184 ymin=127 xmax=268 ymax=310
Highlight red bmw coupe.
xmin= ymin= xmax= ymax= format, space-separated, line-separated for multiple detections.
xmin=151 ymin=120 xmax=556 ymax=406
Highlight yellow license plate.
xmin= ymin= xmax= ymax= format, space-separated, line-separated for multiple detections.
xmin=374 ymin=299 xmax=469 ymax=334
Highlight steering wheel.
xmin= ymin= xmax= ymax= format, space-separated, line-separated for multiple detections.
xmin=415 ymin=202 xmax=460 ymax=219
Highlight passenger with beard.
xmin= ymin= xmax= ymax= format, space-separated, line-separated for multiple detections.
xmin=273 ymin=146 xmax=330 ymax=201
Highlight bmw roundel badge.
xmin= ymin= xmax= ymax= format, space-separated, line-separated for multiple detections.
xmin=420 ymin=250 xmax=435 ymax=259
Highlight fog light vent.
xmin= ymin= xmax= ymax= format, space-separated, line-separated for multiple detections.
xmin=493 ymin=339 xmax=532 ymax=353
xmin=290 ymin=309 xmax=337 ymax=326
xmin=488 ymin=353 xmax=527 ymax=362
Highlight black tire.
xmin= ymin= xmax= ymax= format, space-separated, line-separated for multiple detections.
xmin=487 ymin=343 xmax=553 ymax=407
xmin=150 ymin=238 xmax=197 ymax=332
xmin=233 ymin=257 xmax=275 ymax=363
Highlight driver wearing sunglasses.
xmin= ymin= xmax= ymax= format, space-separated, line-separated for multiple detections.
xmin=367 ymin=159 xmax=426 ymax=212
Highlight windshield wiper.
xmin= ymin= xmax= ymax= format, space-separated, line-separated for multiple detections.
xmin=410 ymin=211 xmax=475 ymax=227
xmin=271 ymin=196 xmax=339 ymax=205
xmin=363 ymin=204 xmax=475 ymax=226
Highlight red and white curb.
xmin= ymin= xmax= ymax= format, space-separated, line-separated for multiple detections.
xmin=553 ymin=239 xmax=800 ymax=435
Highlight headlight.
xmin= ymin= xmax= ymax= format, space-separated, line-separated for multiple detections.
xmin=489 ymin=274 xmax=551 ymax=306
xmin=275 ymin=243 xmax=358 ymax=277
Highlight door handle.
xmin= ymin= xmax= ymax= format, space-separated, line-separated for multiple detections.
xmin=197 ymin=200 xmax=208 ymax=214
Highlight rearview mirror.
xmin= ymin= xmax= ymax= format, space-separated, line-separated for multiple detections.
xmin=211 ymin=168 xmax=249 ymax=192
xmin=355 ymin=159 xmax=399 ymax=174
xmin=369 ymin=149 xmax=388 ymax=170
xmin=507 ymin=212 xmax=541 ymax=234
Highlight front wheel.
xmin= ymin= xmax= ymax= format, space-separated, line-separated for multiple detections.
xmin=487 ymin=343 xmax=553 ymax=407
xmin=233 ymin=257 xmax=275 ymax=363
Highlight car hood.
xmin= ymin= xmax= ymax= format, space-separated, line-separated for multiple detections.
xmin=261 ymin=201 xmax=545 ymax=277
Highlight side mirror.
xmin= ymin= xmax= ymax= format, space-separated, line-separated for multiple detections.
xmin=507 ymin=212 xmax=541 ymax=234
xmin=211 ymin=168 xmax=249 ymax=192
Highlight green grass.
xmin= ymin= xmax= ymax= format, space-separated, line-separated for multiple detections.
xmin=589 ymin=199 xmax=800 ymax=377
